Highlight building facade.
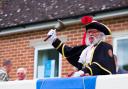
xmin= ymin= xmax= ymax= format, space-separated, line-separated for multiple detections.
xmin=0 ymin=15 xmax=128 ymax=80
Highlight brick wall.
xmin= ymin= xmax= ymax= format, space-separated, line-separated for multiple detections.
xmin=0 ymin=31 xmax=47 ymax=80
xmin=0 ymin=15 xmax=128 ymax=80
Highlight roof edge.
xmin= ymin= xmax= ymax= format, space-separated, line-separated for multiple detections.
xmin=0 ymin=8 xmax=128 ymax=36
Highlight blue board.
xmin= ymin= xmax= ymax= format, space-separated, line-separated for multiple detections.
xmin=37 ymin=76 xmax=97 ymax=89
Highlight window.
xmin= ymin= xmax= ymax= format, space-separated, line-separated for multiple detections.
xmin=38 ymin=49 xmax=60 ymax=78
xmin=32 ymin=36 xmax=67 ymax=79
xmin=34 ymin=45 xmax=62 ymax=79
xmin=113 ymin=36 xmax=128 ymax=70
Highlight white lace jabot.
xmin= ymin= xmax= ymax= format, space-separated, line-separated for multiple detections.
xmin=78 ymin=44 xmax=95 ymax=64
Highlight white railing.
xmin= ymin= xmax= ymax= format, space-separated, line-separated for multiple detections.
xmin=0 ymin=80 xmax=36 ymax=89
xmin=0 ymin=74 xmax=128 ymax=89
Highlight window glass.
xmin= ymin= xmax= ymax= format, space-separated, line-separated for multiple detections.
xmin=37 ymin=49 xmax=59 ymax=78
xmin=116 ymin=38 xmax=128 ymax=70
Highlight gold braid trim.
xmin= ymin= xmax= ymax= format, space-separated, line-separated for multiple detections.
xmin=90 ymin=40 xmax=102 ymax=63
xmin=100 ymin=22 xmax=111 ymax=35
xmin=56 ymin=42 xmax=63 ymax=50
xmin=92 ymin=62 xmax=112 ymax=74
xmin=86 ymin=66 xmax=93 ymax=75
xmin=62 ymin=44 xmax=65 ymax=57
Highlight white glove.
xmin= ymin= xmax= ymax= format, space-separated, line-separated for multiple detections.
xmin=47 ymin=29 xmax=57 ymax=43
xmin=71 ymin=70 xmax=84 ymax=77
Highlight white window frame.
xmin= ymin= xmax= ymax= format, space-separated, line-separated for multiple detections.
xmin=34 ymin=44 xmax=62 ymax=79
xmin=112 ymin=31 xmax=128 ymax=55
xmin=113 ymin=36 xmax=128 ymax=55
xmin=112 ymin=31 xmax=128 ymax=68
xmin=31 ymin=36 xmax=67 ymax=79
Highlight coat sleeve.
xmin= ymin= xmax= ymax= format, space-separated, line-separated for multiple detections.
xmin=52 ymin=38 xmax=86 ymax=70
xmin=0 ymin=70 xmax=8 ymax=81
xmin=81 ymin=43 xmax=116 ymax=75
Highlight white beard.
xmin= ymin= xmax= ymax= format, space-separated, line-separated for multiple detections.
xmin=86 ymin=36 xmax=98 ymax=46
xmin=86 ymin=32 xmax=105 ymax=46
xmin=78 ymin=33 xmax=106 ymax=64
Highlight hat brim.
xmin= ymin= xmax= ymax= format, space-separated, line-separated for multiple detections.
xmin=85 ymin=22 xmax=111 ymax=35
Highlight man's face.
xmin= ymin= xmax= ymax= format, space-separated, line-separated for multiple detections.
xmin=86 ymin=29 xmax=101 ymax=45
xmin=6 ymin=64 xmax=12 ymax=73
xmin=17 ymin=70 xmax=26 ymax=80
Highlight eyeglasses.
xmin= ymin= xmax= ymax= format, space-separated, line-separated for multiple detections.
xmin=87 ymin=30 xmax=100 ymax=34
xmin=17 ymin=72 xmax=24 ymax=75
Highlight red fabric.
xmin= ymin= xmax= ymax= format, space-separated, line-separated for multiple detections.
xmin=66 ymin=71 xmax=90 ymax=77
xmin=66 ymin=70 xmax=77 ymax=77
xmin=81 ymin=16 xmax=93 ymax=45
xmin=67 ymin=71 xmax=75 ymax=77
xmin=81 ymin=16 xmax=93 ymax=25
xmin=82 ymin=32 xmax=86 ymax=45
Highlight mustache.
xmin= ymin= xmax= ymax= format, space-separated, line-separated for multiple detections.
xmin=86 ymin=36 xmax=100 ymax=45
xmin=89 ymin=35 xmax=95 ymax=39
xmin=87 ymin=34 xmax=94 ymax=38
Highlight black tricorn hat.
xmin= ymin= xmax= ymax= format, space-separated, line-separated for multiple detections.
xmin=81 ymin=16 xmax=111 ymax=35
xmin=85 ymin=21 xmax=111 ymax=35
